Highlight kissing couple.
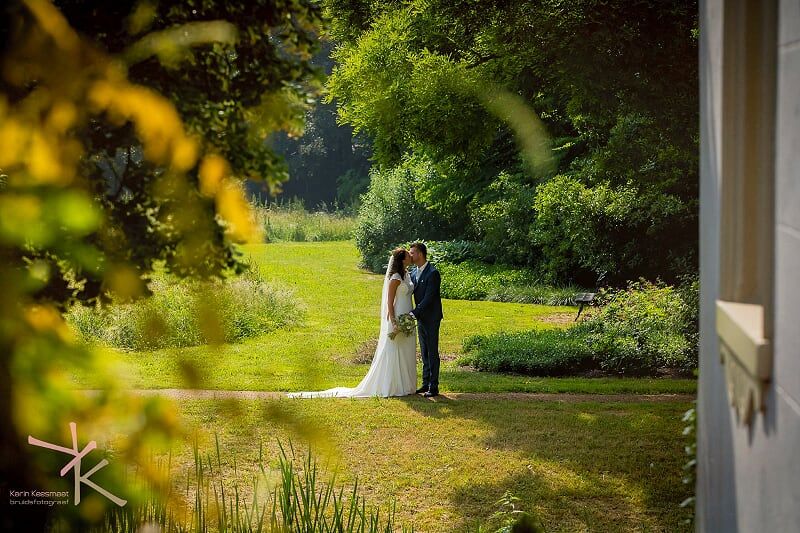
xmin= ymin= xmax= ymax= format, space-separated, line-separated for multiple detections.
xmin=288 ymin=242 xmax=443 ymax=398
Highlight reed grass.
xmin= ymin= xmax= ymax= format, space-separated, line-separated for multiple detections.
xmin=72 ymin=437 xmax=409 ymax=533
xmin=253 ymin=201 xmax=356 ymax=243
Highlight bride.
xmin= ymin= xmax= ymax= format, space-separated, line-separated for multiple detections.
xmin=288 ymin=248 xmax=418 ymax=398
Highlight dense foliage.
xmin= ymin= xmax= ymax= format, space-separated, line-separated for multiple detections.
xmin=325 ymin=0 xmax=698 ymax=285
xmin=437 ymin=261 xmax=578 ymax=305
xmin=588 ymin=280 xmax=697 ymax=374
xmin=461 ymin=280 xmax=699 ymax=376
xmin=461 ymin=326 xmax=596 ymax=376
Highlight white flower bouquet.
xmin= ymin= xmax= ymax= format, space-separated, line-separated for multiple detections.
xmin=388 ymin=313 xmax=416 ymax=340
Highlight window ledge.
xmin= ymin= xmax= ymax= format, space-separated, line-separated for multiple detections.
xmin=716 ymin=300 xmax=772 ymax=425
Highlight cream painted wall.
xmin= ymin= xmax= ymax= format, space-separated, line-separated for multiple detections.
xmin=698 ymin=1 xmax=800 ymax=531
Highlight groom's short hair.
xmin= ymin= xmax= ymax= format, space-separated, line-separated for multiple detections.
xmin=410 ymin=242 xmax=427 ymax=257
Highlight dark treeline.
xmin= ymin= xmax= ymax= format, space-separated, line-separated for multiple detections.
xmin=250 ymin=42 xmax=372 ymax=208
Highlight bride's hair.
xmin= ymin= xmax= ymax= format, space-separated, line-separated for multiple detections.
xmin=388 ymin=248 xmax=408 ymax=279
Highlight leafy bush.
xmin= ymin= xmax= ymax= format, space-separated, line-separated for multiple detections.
xmin=585 ymin=280 xmax=694 ymax=374
xmin=67 ymin=270 xmax=301 ymax=351
xmin=416 ymin=240 xmax=492 ymax=264
xmin=460 ymin=325 xmax=595 ymax=375
xmin=532 ymin=173 xmax=695 ymax=285
xmin=353 ymin=157 xmax=457 ymax=271
xmin=468 ymin=172 xmax=541 ymax=267
xmin=436 ymin=261 xmax=579 ymax=305
xmin=459 ymin=279 xmax=699 ymax=376
xmin=254 ymin=200 xmax=356 ymax=242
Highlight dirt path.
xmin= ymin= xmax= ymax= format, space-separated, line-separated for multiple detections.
xmin=79 ymin=389 xmax=694 ymax=403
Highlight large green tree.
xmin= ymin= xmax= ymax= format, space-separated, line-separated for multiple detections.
xmin=324 ymin=0 xmax=698 ymax=283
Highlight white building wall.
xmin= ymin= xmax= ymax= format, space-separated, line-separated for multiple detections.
xmin=698 ymin=1 xmax=800 ymax=531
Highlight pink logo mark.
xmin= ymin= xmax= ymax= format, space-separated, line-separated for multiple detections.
xmin=28 ymin=421 xmax=127 ymax=507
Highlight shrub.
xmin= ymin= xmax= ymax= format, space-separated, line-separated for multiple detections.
xmin=417 ymin=240 xmax=492 ymax=264
xmin=66 ymin=269 xmax=301 ymax=351
xmin=532 ymin=173 xmax=696 ymax=285
xmin=435 ymin=260 xmax=579 ymax=305
xmin=584 ymin=280 xmax=694 ymax=374
xmin=458 ymin=278 xmax=699 ymax=377
xmin=353 ymin=157 xmax=457 ymax=272
xmin=460 ymin=325 xmax=595 ymax=375
xmin=467 ymin=171 xmax=541 ymax=267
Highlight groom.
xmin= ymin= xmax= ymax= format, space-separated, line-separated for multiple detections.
xmin=408 ymin=242 xmax=443 ymax=397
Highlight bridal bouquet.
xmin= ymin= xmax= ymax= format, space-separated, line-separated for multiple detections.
xmin=389 ymin=313 xmax=416 ymax=340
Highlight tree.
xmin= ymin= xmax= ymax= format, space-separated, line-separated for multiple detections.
xmin=324 ymin=0 xmax=698 ymax=283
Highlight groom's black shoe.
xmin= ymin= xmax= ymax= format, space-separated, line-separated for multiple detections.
xmin=423 ymin=389 xmax=439 ymax=398
xmin=415 ymin=386 xmax=429 ymax=394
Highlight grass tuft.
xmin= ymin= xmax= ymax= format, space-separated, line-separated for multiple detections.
xmin=67 ymin=269 xmax=301 ymax=351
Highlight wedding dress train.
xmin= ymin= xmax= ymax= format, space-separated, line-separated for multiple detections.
xmin=287 ymin=272 xmax=417 ymax=398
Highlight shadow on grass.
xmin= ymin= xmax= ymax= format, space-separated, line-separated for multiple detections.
xmin=398 ymin=395 xmax=692 ymax=532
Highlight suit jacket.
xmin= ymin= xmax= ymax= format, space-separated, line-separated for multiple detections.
xmin=411 ymin=262 xmax=443 ymax=324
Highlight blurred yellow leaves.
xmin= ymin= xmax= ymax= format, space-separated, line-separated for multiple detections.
xmin=123 ymin=20 xmax=238 ymax=67
xmin=127 ymin=1 xmax=157 ymax=35
xmin=105 ymin=265 xmax=145 ymax=302
xmin=25 ymin=304 xmax=73 ymax=342
xmin=25 ymin=0 xmax=80 ymax=53
xmin=1 ymin=1 xmax=272 ymax=527
xmin=217 ymin=182 xmax=261 ymax=243
xmin=47 ymin=101 xmax=78 ymax=133
xmin=0 ymin=101 xmax=80 ymax=186
xmin=199 ymin=154 xmax=228 ymax=197
xmin=89 ymin=80 xmax=200 ymax=171
xmin=199 ymin=154 xmax=261 ymax=243
xmin=0 ymin=116 xmax=28 ymax=168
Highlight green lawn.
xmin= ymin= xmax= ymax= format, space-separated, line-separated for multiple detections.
xmin=71 ymin=241 xmax=696 ymax=395
xmin=155 ymin=395 xmax=693 ymax=532
xmin=64 ymin=241 xmax=695 ymax=532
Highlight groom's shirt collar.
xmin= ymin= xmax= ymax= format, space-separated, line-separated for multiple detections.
xmin=418 ymin=261 xmax=429 ymax=274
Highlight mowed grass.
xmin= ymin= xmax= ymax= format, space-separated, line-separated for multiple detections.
xmin=70 ymin=241 xmax=696 ymax=394
xmin=151 ymin=395 xmax=692 ymax=533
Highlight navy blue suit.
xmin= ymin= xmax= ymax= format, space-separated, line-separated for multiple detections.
xmin=411 ymin=263 xmax=443 ymax=392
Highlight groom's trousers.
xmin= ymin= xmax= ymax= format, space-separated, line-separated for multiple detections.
xmin=418 ymin=319 xmax=441 ymax=391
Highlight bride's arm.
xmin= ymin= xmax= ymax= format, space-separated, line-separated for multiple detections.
xmin=386 ymin=278 xmax=401 ymax=325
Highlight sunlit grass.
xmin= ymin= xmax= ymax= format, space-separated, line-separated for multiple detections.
xmin=152 ymin=396 xmax=693 ymax=532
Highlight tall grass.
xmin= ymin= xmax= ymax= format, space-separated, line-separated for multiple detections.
xmin=66 ymin=269 xmax=301 ymax=351
xmin=253 ymin=201 xmax=356 ymax=242
xmin=48 ymin=438 xmax=408 ymax=533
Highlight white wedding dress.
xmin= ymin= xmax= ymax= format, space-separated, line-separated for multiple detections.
xmin=288 ymin=271 xmax=417 ymax=398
